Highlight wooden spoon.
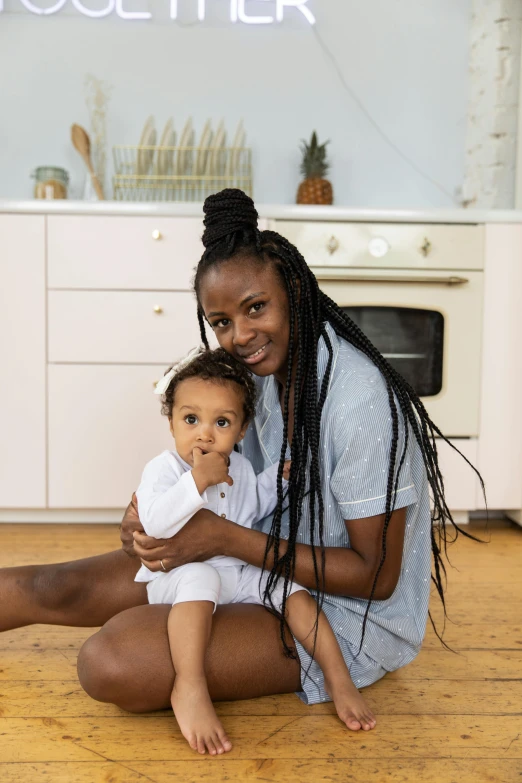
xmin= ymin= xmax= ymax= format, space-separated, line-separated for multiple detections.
xmin=71 ymin=124 xmax=105 ymax=200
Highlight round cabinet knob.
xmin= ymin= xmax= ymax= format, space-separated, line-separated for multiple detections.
xmin=152 ymin=229 xmax=162 ymax=241
xmin=153 ymin=305 xmax=163 ymax=314
xmin=368 ymin=237 xmax=390 ymax=258
xmin=420 ymin=237 xmax=432 ymax=257
xmin=326 ymin=236 xmax=340 ymax=255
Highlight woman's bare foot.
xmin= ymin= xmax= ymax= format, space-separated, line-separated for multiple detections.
xmin=171 ymin=676 xmax=233 ymax=755
xmin=324 ymin=671 xmax=377 ymax=732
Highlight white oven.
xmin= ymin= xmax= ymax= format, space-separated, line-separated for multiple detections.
xmin=274 ymin=221 xmax=484 ymax=438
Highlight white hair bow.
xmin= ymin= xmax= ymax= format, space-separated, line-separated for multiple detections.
xmin=154 ymin=345 xmax=206 ymax=395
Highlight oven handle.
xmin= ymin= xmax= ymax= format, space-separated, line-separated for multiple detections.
xmin=311 ymin=270 xmax=469 ymax=286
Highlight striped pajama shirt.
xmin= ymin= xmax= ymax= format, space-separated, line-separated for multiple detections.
xmin=240 ymin=321 xmax=432 ymax=705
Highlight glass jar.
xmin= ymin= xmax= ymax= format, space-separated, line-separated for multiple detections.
xmin=32 ymin=166 xmax=69 ymax=200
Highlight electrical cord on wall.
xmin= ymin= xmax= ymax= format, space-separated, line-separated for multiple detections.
xmin=311 ymin=24 xmax=458 ymax=205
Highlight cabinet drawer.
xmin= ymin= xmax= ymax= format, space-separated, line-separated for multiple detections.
xmin=48 ymin=290 xmax=216 ymax=364
xmin=48 ymin=364 xmax=174 ymax=508
xmin=47 ymin=216 xmax=203 ymax=290
xmin=274 ymin=221 xmax=484 ymax=271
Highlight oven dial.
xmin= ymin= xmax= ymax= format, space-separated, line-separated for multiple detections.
xmin=368 ymin=237 xmax=390 ymax=258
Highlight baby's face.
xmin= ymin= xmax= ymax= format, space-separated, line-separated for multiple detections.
xmin=170 ymin=377 xmax=248 ymax=466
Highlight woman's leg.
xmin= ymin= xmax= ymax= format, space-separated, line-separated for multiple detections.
xmin=78 ymin=602 xmax=302 ymax=712
xmin=0 ymin=550 xmax=148 ymax=632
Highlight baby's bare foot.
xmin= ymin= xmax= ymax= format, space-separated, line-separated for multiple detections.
xmin=324 ymin=672 xmax=377 ymax=732
xmin=171 ymin=676 xmax=232 ymax=755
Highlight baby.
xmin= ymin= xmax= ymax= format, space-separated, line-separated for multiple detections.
xmin=135 ymin=347 xmax=376 ymax=756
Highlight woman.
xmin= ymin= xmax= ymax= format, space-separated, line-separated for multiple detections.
xmin=1 ymin=189 xmax=471 ymax=718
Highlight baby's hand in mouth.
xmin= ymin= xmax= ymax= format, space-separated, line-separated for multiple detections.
xmin=192 ymin=447 xmax=233 ymax=493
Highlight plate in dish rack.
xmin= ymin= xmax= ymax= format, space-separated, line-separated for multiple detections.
xmin=195 ymin=120 xmax=213 ymax=176
xmin=156 ymin=118 xmax=176 ymax=176
xmin=177 ymin=117 xmax=194 ymax=176
xmin=207 ymin=121 xmax=227 ymax=177
xmin=137 ymin=116 xmax=156 ymax=176
xmin=226 ymin=119 xmax=246 ymax=179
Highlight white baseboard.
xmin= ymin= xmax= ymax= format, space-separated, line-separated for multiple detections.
xmin=449 ymin=510 xmax=470 ymax=525
xmin=0 ymin=509 xmax=124 ymax=523
xmin=506 ymin=510 xmax=522 ymax=527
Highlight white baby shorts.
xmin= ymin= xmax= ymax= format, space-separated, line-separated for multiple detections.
xmin=146 ymin=561 xmax=307 ymax=612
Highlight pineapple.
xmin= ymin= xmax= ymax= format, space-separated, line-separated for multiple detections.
xmin=296 ymin=131 xmax=333 ymax=205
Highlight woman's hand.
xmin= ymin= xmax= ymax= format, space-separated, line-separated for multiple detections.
xmin=132 ymin=509 xmax=227 ymax=572
xmin=120 ymin=493 xmax=144 ymax=557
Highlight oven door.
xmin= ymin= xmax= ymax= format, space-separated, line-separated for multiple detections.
xmin=315 ymin=267 xmax=483 ymax=437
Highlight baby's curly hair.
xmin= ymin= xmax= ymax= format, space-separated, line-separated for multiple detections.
xmin=160 ymin=347 xmax=257 ymax=424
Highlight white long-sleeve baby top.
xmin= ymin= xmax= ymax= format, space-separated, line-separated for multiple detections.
xmin=135 ymin=448 xmax=283 ymax=583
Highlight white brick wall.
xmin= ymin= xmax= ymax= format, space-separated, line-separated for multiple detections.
xmin=462 ymin=0 xmax=522 ymax=208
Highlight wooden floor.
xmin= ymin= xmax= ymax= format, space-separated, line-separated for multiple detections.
xmin=1 ymin=520 xmax=521 ymax=782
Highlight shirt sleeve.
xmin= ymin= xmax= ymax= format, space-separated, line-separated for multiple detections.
xmin=329 ymin=386 xmax=418 ymax=520
xmin=136 ymin=454 xmax=208 ymax=539
xmin=255 ymin=461 xmax=287 ymax=521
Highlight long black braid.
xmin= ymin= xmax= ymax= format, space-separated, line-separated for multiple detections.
xmin=194 ymin=189 xmax=485 ymax=659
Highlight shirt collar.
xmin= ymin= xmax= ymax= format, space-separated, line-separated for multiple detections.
xmin=255 ymin=322 xmax=341 ymax=460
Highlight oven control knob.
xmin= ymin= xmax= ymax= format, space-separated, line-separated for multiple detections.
xmin=420 ymin=237 xmax=432 ymax=257
xmin=368 ymin=237 xmax=390 ymax=258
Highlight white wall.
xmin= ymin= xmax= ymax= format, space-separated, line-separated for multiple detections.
xmin=0 ymin=0 xmax=471 ymax=206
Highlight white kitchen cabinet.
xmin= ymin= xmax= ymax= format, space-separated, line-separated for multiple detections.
xmin=48 ymin=290 xmax=215 ymax=364
xmin=0 ymin=215 xmax=46 ymax=507
xmin=48 ymin=364 xmax=174 ymax=508
xmin=436 ymin=439 xmax=480 ymax=511
xmin=477 ymin=224 xmax=522 ymax=514
xmin=47 ymin=216 xmax=203 ymax=291
xmin=0 ymin=205 xmax=520 ymax=520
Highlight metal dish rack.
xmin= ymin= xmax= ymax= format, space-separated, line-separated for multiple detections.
xmin=112 ymin=145 xmax=252 ymax=202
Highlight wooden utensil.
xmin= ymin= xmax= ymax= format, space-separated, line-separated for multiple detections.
xmin=71 ymin=124 xmax=105 ymax=200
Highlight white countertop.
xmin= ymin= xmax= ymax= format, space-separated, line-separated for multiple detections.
xmin=2 ymin=199 xmax=522 ymax=224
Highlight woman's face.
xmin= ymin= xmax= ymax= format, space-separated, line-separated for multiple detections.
xmin=198 ymin=258 xmax=291 ymax=380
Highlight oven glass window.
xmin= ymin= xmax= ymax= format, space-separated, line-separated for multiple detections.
xmin=341 ymin=306 xmax=444 ymax=397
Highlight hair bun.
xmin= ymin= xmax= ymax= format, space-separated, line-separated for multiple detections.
xmin=202 ymin=188 xmax=259 ymax=249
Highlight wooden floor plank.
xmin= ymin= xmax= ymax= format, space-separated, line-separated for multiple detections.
xmin=0 ymin=759 xmax=519 ymax=783
xmin=388 ymin=649 xmax=522 ymax=680
xmin=1 ymin=519 xmax=521 ymax=781
xmin=423 ymin=623 xmax=522 ymax=649
xmin=4 ymin=619 xmax=522 ymax=652
xmin=0 ymin=649 xmax=78 ymax=680
xmin=1 ymin=715 xmax=521 ymax=762
xmin=2 ymin=646 xmax=521 ymax=682
xmin=1 ymin=679 xmax=521 ymax=718
xmin=4 ymin=626 xmax=98 ymax=650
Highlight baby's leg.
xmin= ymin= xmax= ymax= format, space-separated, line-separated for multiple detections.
xmin=149 ymin=563 xmax=233 ymax=755
xmin=234 ymin=565 xmax=376 ymax=732
xmin=169 ymin=600 xmax=233 ymax=755
xmin=285 ymin=590 xmax=377 ymax=732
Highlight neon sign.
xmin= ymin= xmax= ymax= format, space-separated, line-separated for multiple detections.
xmin=2 ymin=0 xmax=316 ymax=24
